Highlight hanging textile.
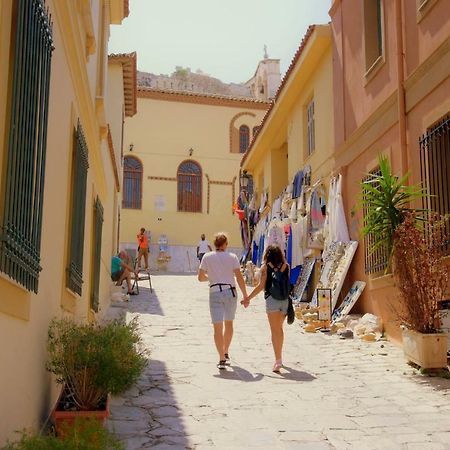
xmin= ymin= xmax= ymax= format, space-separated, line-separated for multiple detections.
xmin=292 ymin=170 xmax=304 ymax=199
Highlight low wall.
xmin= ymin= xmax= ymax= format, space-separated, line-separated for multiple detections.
xmin=119 ymin=243 xmax=243 ymax=273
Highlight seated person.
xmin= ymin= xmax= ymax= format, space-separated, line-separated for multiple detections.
xmin=111 ymin=251 xmax=138 ymax=295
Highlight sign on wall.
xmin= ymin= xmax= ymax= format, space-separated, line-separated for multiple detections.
xmin=154 ymin=195 xmax=166 ymax=211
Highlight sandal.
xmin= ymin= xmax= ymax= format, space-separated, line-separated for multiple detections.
xmin=127 ymin=291 xmax=138 ymax=296
xmin=272 ymin=361 xmax=282 ymax=373
xmin=224 ymin=353 xmax=231 ymax=366
xmin=217 ymin=360 xmax=227 ymax=370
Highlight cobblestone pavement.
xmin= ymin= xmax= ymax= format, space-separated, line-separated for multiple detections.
xmin=107 ymin=274 xmax=450 ymax=450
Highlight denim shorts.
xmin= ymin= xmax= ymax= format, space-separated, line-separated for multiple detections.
xmin=265 ymin=295 xmax=288 ymax=314
xmin=209 ymin=289 xmax=237 ymax=323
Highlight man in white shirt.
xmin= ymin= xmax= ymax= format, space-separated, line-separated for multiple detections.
xmin=197 ymin=234 xmax=212 ymax=262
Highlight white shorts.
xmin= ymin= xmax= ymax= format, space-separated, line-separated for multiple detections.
xmin=209 ymin=288 xmax=237 ymax=323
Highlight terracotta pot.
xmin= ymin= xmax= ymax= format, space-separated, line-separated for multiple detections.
xmin=402 ymin=328 xmax=449 ymax=369
xmin=51 ymin=388 xmax=110 ymax=437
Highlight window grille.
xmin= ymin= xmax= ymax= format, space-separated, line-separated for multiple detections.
xmin=363 ymin=167 xmax=389 ymax=274
xmin=177 ymin=160 xmax=202 ymax=212
xmin=420 ymin=114 xmax=450 ymax=254
xmin=90 ymin=197 xmax=104 ymax=312
xmin=0 ymin=0 xmax=54 ymax=292
xmin=239 ymin=125 xmax=250 ymax=153
xmin=66 ymin=122 xmax=89 ymax=295
xmin=307 ymin=99 xmax=315 ymax=156
xmin=123 ymin=156 xmax=142 ymax=209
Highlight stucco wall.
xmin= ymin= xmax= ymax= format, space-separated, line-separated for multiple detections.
xmin=120 ymin=96 xmax=266 ymax=268
xmin=0 ymin=0 xmax=127 ymax=444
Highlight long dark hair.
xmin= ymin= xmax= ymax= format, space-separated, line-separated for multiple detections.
xmin=263 ymin=245 xmax=285 ymax=268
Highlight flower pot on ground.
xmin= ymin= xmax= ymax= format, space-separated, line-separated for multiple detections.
xmin=46 ymin=318 xmax=147 ymax=435
xmin=358 ymin=155 xmax=449 ymax=368
xmin=392 ymin=213 xmax=449 ymax=369
xmin=401 ymin=328 xmax=448 ymax=369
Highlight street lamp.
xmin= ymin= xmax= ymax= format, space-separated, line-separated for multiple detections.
xmin=240 ymin=171 xmax=250 ymax=190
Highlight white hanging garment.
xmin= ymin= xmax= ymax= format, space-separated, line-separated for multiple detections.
xmin=333 ymin=174 xmax=350 ymax=243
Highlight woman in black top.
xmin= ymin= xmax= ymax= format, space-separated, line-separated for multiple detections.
xmin=243 ymin=245 xmax=290 ymax=373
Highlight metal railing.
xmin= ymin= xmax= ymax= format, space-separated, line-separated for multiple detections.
xmin=363 ymin=168 xmax=389 ymax=275
xmin=90 ymin=197 xmax=104 ymax=312
xmin=420 ymin=114 xmax=450 ymax=254
xmin=0 ymin=0 xmax=54 ymax=292
xmin=66 ymin=121 xmax=89 ymax=295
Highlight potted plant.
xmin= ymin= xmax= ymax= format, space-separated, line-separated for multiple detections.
xmin=359 ymin=154 xmax=424 ymax=271
xmin=359 ymin=154 xmax=448 ymax=368
xmin=392 ymin=213 xmax=449 ymax=369
xmin=2 ymin=418 xmax=123 ymax=449
xmin=46 ymin=318 xmax=147 ymax=435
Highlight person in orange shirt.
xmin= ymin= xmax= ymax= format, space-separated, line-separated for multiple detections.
xmin=137 ymin=227 xmax=149 ymax=270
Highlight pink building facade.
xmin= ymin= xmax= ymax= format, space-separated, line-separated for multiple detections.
xmin=330 ymin=0 xmax=450 ymax=339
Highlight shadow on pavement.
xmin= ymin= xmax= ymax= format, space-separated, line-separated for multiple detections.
xmin=277 ymin=365 xmax=316 ymax=382
xmin=412 ymin=372 xmax=450 ymax=391
xmin=109 ymin=359 xmax=190 ymax=449
xmin=128 ymin=285 xmax=165 ymax=316
xmin=213 ymin=365 xmax=264 ymax=382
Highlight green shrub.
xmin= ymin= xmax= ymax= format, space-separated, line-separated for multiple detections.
xmin=2 ymin=419 xmax=123 ymax=450
xmin=47 ymin=318 xmax=147 ymax=411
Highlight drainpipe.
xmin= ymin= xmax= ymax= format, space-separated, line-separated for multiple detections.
xmin=395 ymin=0 xmax=408 ymax=174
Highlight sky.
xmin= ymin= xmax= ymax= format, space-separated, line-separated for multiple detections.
xmin=108 ymin=0 xmax=331 ymax=84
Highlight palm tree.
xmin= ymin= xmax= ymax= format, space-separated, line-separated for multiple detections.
xmin=359 ymin=154 xmax=425 ymax=268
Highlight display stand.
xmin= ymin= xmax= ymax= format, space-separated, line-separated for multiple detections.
xmin=311 ymin=241 xmax=358 ymax=309
xmin=331 ymin=281 xmax=365 ymax=323
xmin=290 ymin=257 xmax=315 ymax=304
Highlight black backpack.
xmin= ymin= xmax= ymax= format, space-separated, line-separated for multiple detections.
xmin=268 ymin=264 xmax=290 ymax=300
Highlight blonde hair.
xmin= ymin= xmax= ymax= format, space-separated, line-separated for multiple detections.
xmin=213 ymin=232 xmax=228 ymax=249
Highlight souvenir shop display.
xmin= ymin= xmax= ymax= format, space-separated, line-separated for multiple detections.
xmin=331 ymin=281 xmax=366 ymax=323
xmin=290 ymin=257 xmax=315 ymax=304
xmin=311 ymin=241 xmax=358 ymax=310
xmin=317 ymin=288 xmax=332 ymax=324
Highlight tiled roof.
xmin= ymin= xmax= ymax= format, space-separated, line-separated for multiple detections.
xmin=109 ymin=52 xmax=137 ymax=117
xmin=137 ymin=87 xmax=271 ymax=109
xmin=241 ymin=25 xmax=316 ymax=167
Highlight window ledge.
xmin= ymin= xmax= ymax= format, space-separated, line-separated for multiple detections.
xmin=417 ymin=0 xmax=439 ymax=23
xmin=364 ymin=55 xmax=385 ymax=85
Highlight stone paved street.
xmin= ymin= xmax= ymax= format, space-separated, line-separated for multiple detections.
xmin=107 ymin=274 xmax=450 ymax=450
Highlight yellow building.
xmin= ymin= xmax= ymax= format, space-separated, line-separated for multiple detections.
xmin=241 ymin=24 xmax=333 ymax=204
xmin=120 ymin=67 xmax=274 ymax=271
xmin=0 ymin=0 xmax=134 ymax=444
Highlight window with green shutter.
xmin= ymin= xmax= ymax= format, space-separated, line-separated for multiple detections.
xmin=0 ymin=0 xmax=54 ymax=293
xmin=90 ymin=197 xmax=103 ymax=312
xmin=66 ymin=122 xmax=89 ymax=295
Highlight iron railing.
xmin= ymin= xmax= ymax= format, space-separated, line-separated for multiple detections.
xmin=419 ymin=114 xmax=450 ymax=254
xmin=0 ymin=0 xmax=54 ymax=292
xmin=363 ymin=168 xmax=389 ymax=275
xmin=66 ymin=121 xmax=89 ymax=295
xmin=90 ymin=197 xmax=104 ymax=312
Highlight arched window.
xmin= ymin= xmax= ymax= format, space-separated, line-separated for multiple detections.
xmin=122 ymin=156 xmax=142 ymax=209
xmin=239 ymin=125 xmax=250 ymax=153
xmin=177 ymin=160 xmax=202 ymax=212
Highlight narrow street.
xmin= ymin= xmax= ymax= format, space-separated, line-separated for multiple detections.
xmin=107 ymin=275 xmax=450 ymax=450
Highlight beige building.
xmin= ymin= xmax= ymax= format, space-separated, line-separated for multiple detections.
xmin=242 ymin=25 xmax=334 ymax=203
xmin=120 ymin=83 xmax=271 ymax=271
xmin=0 ymin=0 xmax=134 ymax=444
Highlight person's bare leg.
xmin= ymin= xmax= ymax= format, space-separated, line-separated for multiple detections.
xmin=119 ymin=268 xmax=132 ymax=293
xmin=267 ymin=312 xmax=285 ymax=362
xmin=213 ymin=322 xmax=225 ymax=360
xmin=224 ymin=320 xmax=234 ymax=355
